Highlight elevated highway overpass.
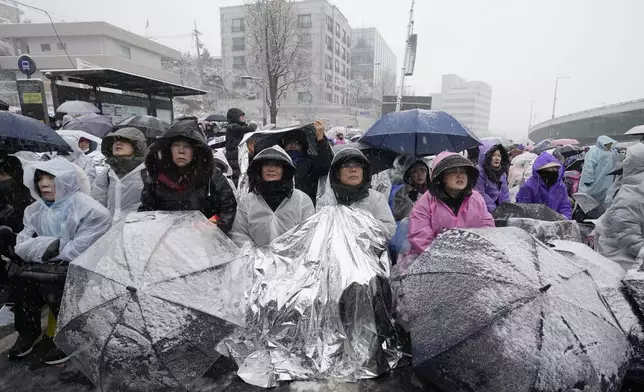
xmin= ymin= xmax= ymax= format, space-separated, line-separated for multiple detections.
xmin=528 ymin=98 xmax=644 ymax=145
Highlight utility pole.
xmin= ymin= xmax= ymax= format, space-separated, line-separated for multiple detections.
xmin=396 ymin=0 xmax=415 ymax=112
xmin=192 ymin=20 xmax=204 ymax=84
xmin=551 ymin=76 xmax=570 ymax=119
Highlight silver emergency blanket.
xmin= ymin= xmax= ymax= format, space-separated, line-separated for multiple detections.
xmin=222 ymin=206 xmax=400 ymax=388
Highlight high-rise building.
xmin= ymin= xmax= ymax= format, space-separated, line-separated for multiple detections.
xmin=432 ymin=74 xmax=492 ymax=137
xmin=219 ymin=0 xmax=352 ymax=105
xmin=350 ymin=27 xmax=397 ymax=108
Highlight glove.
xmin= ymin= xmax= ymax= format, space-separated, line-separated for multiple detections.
xmin=42 ymin=239 xmax=60 ymax=262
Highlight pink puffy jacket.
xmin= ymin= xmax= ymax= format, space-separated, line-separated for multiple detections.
xmin=407 ymin=153 xmax=495 ymax=255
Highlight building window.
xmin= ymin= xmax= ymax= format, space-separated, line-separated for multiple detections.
xmin=56 ymin=42 xmax=67 ymax=50
xmin=342 ymin=47 xmax=346 ymax=61
xmin=334 ymin=95 xmax=339 ymax=104
xmin=326 ymin=92 xmax=333 ymax=102
xmin=326 ymin=15 xmax=333 ymax=32
xmin=232 ymin=18 xmax=245 ymax=33
xmin=233 ymin=76 xmax=246 ymax=88
xmin=232 ymin=37 xmax=245 ymax=52
xmin=298 ymin=14 xmax=312 ymax=28
xmin=342 ymin=29 xmax=347 ymax=44
xmin=40 ymin=43 xmax=51 ymax=52
xmin=347 ymin=34 xmax=351 ymax=47
xmin=325 ymin=36 xmax=333 ymax=52
xmin=342 ymin=64 xmax=346 ymax=77
xmin=325 ymin=55 xmax=332 ymax=70
xmin=233 ymin=56 xmax=246 ymax=70
xmin=335 ymin=42 xmax=340 ymax=55
xmin=298 ymin=92 xmax=311 ymax=102
xmin=120 ymin=45 xmax=131 ymax=59
xmin=335 ymin=23 xmax=340 ymax=37
xmin=335 ymin=59 xmax=340 ymax=72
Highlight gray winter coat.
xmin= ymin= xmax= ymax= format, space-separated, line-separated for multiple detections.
xmin=596 ymin=142 xmax=644 ymax=270
xmin=230 ymin=146 xmax=315 ymax=247
xmin=91 ymin=127 xmax=148 ymax=222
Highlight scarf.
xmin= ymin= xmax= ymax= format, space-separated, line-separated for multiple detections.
xmin=286 ymin=150 xmax=306 ymax=166
xmin=256 ymin=180 xmax=293 ymax=212
xmin=438 ymin=190 xmax=466 ymax=216
xmin=107 ymin=156 xmax=145 ymax=178
xmin=157 ymin=172 xmax=189 ymax=192
xmin=332 ymin=182 xmax=370 ymax=206
xmin=484 ymin=164 xmax=506 ymax=188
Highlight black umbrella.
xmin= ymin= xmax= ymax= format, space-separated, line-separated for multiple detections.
xmin=571 ymin=192 xmax=604 ymax=221
xmin=556 ymin=145 xmax=582 ymax=158
xmin=332 ymin=142 xmax=399 ymax=174
xmin=396 ymin=227 xmax=631 ymax=392
xmin=251 ymin=123 xmax=320 ymax=156
xmin=492 ymin=202 xmax=566 ymax=221
xmin=54 ymin=211 xmax=244 ymax=392
xmin=0 ymin=112 xmax=72 ymax=153
xmin=113 ymin=115 xmax=169 ymax=140
xmin=205 ymin=114 xmax=227 ymax=122
xmin=63 ymin=113 xmax=113 ymax=138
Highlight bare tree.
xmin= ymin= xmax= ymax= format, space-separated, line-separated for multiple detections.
xmin=374 ymin=68 xmax=397 ymax=102
xmin=244 ymin=0 xmax=311 ymax=123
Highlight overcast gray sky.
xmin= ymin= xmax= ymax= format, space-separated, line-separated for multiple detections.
xmin=20 ymin=0 xmax=644 ymax=139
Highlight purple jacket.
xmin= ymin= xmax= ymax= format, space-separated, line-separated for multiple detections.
xmin=475 ymin=143 xmax=510 ymax=213
xmin=516 ymin=152 xmax=572 ymax=219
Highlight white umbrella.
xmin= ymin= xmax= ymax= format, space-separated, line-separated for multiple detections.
xmin=625 ymin=125 xmax=644 ymax=136
xmin=56 ymin=100 xmax=100 ymax=114
xmin=56 ymin=129 xmax=102 ymax=145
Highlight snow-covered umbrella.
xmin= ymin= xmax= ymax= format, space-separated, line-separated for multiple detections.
xmin=395 ymin=227 xmax=631 ymax=392
xmin=63 ymin=113 xmax=113 ymax=138
xmin=54 ymin=211 xmax=245 ymax=392
xmin=492 ymin=202 xmax=566 ymax=221
xmin=56 ymin=100 xmax=100 ymax=114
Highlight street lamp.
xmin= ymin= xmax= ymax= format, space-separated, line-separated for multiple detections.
xmin=551 ymin=76 xmax=570 ymax=119
xmin=241 ymin=75 xmax=267 ymax=126
xmin=528 ymin=100 xmax=539 ymax=129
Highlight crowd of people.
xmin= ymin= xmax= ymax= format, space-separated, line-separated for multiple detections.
xmin=0 ymin=104 xmax=637 ymax=382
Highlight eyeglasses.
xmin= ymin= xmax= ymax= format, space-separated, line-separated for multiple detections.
xmin=341 ymin=161 xmax=364 ymax=169
xmin=443 ymin=167 xmax=468 ymax=176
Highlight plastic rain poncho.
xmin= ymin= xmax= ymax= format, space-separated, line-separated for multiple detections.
xmin=212 ymin=148 xmax=239 ymax=201
xmin=579 ymin=135 xmax=619 ymax=207
xmin=91 ymin=128 xmax=148 ymax=222
xmin=60 ymin=135 xmax=97 ymax=185
xmin=230 ymin=146 xmax=315 ymax=248
xmin=317 ymin=148 xmax=397 ymax=241
xmin=596 ymin=142 xmax=644 ymax=271
xmin=15 ymin=158 xmax=111 ymax=263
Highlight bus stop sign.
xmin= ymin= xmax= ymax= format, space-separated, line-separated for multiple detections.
xmin=17 ymin=55 xmax=37 ymax=76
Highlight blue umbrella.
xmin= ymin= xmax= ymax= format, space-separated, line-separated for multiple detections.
xmin=0 ymin=112 xmax=72 ymax=153
xmin=63 ymin=113 xmax=113 ymax=138
xmin=361 ymin=109 xmax=481 ymax=156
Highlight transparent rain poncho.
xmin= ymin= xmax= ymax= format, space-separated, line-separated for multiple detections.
xmin=15 ymin=157 xmax=111 ymax=262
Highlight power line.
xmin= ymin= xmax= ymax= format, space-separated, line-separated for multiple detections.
xmin=7 ymin=0 xmax=76 ymax=68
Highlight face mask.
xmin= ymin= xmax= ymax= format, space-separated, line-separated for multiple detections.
xmin=539 ymin=170 xmax=559 ymax=187
xmin=0 ymin=179 xmax=14 ymax=192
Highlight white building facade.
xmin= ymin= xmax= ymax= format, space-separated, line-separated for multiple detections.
xmin=432 ymin=74 xmax=492 ymax=137
xmin=0 ymin=21 xmax=182 ymax=83
xmin=219 ymin=0 xmax=352 ymax=105
xmin=350 ymin=27 xmax=397 ymax=107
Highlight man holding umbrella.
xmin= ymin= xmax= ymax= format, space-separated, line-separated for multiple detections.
xmin=281 ymin=120 xmax=333 ymax=205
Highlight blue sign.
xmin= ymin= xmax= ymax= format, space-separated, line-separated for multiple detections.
xmin=17 ymin=55 xmax=36 ymax=76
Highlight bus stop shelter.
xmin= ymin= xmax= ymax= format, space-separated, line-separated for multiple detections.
xmin=42 ymin=68 xmax=207 ymax=122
